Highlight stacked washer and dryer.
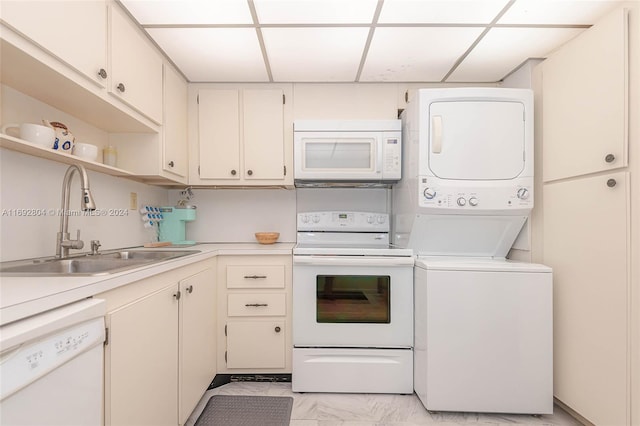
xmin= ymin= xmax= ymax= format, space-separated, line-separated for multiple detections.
xmin=392 ymin=88 xmax=553 ymax=414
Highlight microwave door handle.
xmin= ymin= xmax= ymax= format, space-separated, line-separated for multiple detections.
xmin=432 ymin=115 xmax=443 ymax=154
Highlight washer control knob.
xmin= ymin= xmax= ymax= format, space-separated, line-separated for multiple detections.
xmin=377 ymin=215 xmax=386 ymax=224
xmin=468 ymin=197 xmax=478 ymax=207
xmin=423 ymin=188 xmax=436 ymax=200
xmin=457 ymin=197 xmax=466 ymax=206
xmin=517 ymin=188 xmax=530 ymax=200
xmin=312 ymin=215 xmax=320 ymax=223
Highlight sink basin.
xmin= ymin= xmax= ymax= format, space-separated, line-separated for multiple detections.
xmin=0 ymin=250 xmax=200 ymax=276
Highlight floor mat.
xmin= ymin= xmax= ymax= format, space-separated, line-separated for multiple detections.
xmin=194 ymin=395 xmax=293 ymax=426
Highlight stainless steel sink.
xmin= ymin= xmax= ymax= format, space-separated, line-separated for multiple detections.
xmin=0 ymin=250 xmax=200 ymax=276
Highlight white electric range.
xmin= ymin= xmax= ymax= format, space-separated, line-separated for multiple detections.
xmin=292 ymin=211 xmax=414 ymax=394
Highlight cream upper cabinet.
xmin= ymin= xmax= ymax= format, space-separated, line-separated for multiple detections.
xmin=0 ymin=0 xmax=108 ymax=88
xmin=163 ymin=64 xmax=189 ymax=179
xmin=543 ymin=172 xmax=629 ymax=426
xmin=194 ymin=86 xmax=293 ymax=186
xmin=542 ymin=8 xmax=628 ymax=182
xmin=109 ymin=3 xmax=163 ymax=124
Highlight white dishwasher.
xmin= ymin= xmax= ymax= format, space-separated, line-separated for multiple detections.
xmin=1 ymin=298 xmax=106 ymax=426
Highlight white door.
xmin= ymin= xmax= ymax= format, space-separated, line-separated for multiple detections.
xmin=427 ymin=101 xmax=525 ymax=180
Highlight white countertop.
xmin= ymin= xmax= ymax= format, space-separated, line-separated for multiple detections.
xmin=0 ymin=243 xmax=294 ymax=326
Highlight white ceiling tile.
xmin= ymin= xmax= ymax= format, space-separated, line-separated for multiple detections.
xmin=147 ymin=28 xmax=268 ymax=82
xmin=262 ymin=28 xmax=370 ymax=82
xmin=361 ymin=27 xmax=485 ymax=82
xmin=254 ymin=0 xmax=378 ymax=24
xmin=378 ymin=0 xmax=511 ymax=24
xmin=499 ymin=0 xmax=622 ymax=25
xmin=120 ymin=0 xmax=253 ymax=25
xmin=448 ymin=27 xmax=584 ymax=82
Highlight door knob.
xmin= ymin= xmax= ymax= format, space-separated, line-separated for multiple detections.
xmin=247 ymin=169 xmax=253 ymax=176
xmin=98 ymin=68 xmax=107 ymax=79
xmin=607 ymin=178 xmax=617 ymax=188
xmin=231 ymin=169 xmax=237 ymax=176
xmin=168 ymin=161 xmax=174 ymax=168
xmin=116 ymin=83 xmax=126 ymax=93
xmin=605 ymin=154 xmax=615 ymax=163
xmin=274 ymin=326 xmax=281 ymax=333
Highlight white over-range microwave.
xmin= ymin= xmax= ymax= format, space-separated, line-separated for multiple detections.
xmin=293 ymin=120 xmax=402 ymax=185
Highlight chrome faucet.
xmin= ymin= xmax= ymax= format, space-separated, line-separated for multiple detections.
xmin=56 ymin=164 xmax=96 ymax=258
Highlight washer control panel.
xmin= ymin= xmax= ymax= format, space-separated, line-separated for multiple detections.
xmin=298 ymin=211 xmax=389 ymax=232
xmin=418 ymin=177 xmax=533 ymax=211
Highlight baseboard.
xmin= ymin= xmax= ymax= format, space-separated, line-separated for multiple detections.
xmin=208 ymin=374 xmax=292 ymax=390
xmin=554 ymin=397 xmax=594 ymax=426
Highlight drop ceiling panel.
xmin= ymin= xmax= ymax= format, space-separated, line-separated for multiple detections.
xmin=120 ymin=0 xmax=253 ymax=25
xmin=499 ymin=0 xmax=622 ymax=25
xmin=262 ymin=28 xmax=370 ymax=82
xmin=448 ymin=27 xmax=584 ymax=82
xmin=254 ymin=0 xmax=378 ymax=24
xmin=378 ymin=0 xmax=510 ymax=24
xmin=361 ymin=27 xmax=485 ymax=82
xmin=147 ymin=28 xmax=268 ymax=82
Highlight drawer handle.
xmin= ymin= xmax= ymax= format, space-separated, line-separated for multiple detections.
xmin=245 ymin=303 xmax=268 ymax=307
xmin=244 ymin=275 xmax=267 ymax=279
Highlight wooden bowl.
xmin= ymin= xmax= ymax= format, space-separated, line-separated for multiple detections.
xmin=255 ymin=232 xmax=280 ymax=244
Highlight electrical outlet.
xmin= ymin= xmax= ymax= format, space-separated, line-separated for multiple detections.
xmin=129 ymin=192 xmax=138 ymax=210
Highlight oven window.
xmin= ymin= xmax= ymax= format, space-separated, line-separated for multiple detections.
xmin=316 ymin=275 xmax=390 ymax=323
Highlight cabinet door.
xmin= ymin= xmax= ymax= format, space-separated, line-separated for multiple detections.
xmin=179 ymin=268 xmax=216 ymax=425
xmin=243 ymin=89 xmax=285 ymax=180
xmin=105 ymin=284 xmax=179 ymax=426
xmin=1 ymin=0 xmax=107 ymax=87
xmin=110 ymin=4 xmax=163 ymax=124
xmin=163 ymin=65 xmax=188 ymax=178
xmin=226 ymin=321 xmax=286 ymax=369
xmin=543 ymin=172 xmax=629 ymax=425
xmin=542 ymin=8 xmax=628 ymax=182
xmin=198 ymin=89 xmax=241 ymax=180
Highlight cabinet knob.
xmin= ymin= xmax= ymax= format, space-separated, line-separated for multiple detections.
xmin=607 ymin=178 xmax=617 ymax=188
xmin=247 ymin=169 xmax=253 ymax=176
xmin=231 ymin=169 xmax=237 ymax=176
xmin=274 ymin=326 xmax=281 ymax=333
xmin=173 ymin=291 xmax=181 ymax=300
xmin=168 ymin=161 xmax=174 ymax=168
xmin=116 ymin=83 xmax=126 ymax=93
xmin=98 ymin=68 xmax=107 ymax=79
xmin=186 ymin=285 xmax=193 ymax=294
xmin=605 ymin=154 xmax=616 ymax=163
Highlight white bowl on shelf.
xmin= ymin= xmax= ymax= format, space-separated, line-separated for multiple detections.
xmin=73 ymin=143 xmax=99 ymax=161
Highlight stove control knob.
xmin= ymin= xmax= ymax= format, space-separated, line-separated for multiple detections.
xmin=468 ymin=197 xmax=478 ymax=207
xmin=312 ymin=215 xmax=320 ymax=223
xmin=300 ymin=215 xmax=309 ymax=223
xmin=377 ymin=215 xmax=386 ymax=224
xmin=367 ymin=215 xmax=375 ymax=224
xmin=457 ymin=197 xmax=466 ymax=206
xmin=423 ymin=187 xmax=436 ymax=200
xmin=517 ymin=188 xmax=530 ymax=200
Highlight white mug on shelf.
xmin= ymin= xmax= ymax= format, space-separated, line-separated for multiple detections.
xmin=1 ymin=123 xmax=56 ymax=148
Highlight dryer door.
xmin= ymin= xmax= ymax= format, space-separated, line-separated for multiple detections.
xmin=427 ymin=100 xmax=525 ymax=180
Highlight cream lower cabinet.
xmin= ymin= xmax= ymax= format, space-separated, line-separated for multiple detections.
xmin=100 ymin=261 xmax=216 ymax=426
xmin=217 ymin=256 xmax=292 ymax=373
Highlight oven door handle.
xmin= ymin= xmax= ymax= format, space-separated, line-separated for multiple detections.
xmin=293 ymin=256 xmax=414 ymax=266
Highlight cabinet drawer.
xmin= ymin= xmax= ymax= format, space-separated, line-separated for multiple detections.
xmin=228 ymin=293 xmax=286 ymax=317
xmin=227 ymin=265 xmax=285 ymax=289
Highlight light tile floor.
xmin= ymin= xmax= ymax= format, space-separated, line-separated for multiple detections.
xmin=185 ymin=382 xmax=583 ymax=426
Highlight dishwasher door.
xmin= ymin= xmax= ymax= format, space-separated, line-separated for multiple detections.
xmin=0 ymin=298 xmax=106 ymax=426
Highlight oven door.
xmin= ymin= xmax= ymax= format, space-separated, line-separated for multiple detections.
xmin=293 ymin=256 xmax=414 ymax=348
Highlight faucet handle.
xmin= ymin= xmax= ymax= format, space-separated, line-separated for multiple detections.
xmin=90 ymin=240 xmax=101 ymax=255
xmin=72 ymin=229 xmax=84 ymax=250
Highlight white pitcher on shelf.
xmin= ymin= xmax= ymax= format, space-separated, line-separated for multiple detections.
xmin=43 ymin=120 xmax=75 ymax=152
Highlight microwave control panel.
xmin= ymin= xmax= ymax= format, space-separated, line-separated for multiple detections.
xmin=382 ymin=131 xmax=402 ymax=180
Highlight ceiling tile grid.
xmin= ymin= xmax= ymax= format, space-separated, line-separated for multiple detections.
xmin=120 ymin=0 xmax=624 ymax=83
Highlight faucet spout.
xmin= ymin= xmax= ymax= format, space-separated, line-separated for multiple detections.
xmin=56 ymin=164 xmax=96 ymax=258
